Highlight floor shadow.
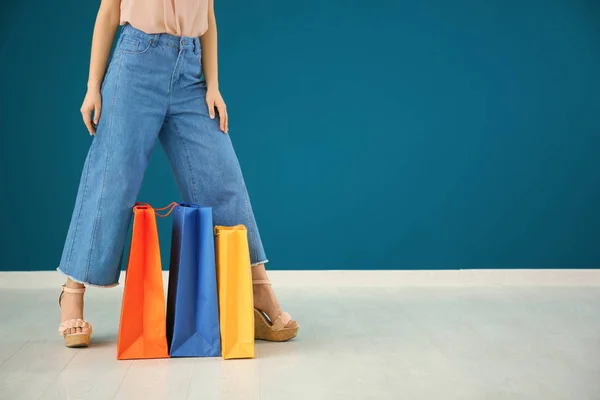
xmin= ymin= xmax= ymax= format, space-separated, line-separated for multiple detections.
xmin=89 ymin=334 xmax=118 ymax=348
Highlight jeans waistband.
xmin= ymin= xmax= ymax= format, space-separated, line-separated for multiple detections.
xmin=121 ymin=24 xmax=200 ymax=53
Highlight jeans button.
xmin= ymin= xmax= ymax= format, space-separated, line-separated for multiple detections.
xmin=180 ymin=39 xmax=185 ymax=46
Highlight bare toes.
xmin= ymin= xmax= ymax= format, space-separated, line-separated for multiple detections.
xmin=285 ymin=320 xmax=298 ymax=329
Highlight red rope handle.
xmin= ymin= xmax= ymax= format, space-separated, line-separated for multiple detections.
xmin=155 ymin=202 xmax=179 ymax=218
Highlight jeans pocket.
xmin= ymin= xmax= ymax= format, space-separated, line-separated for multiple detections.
xmin=117 ymin=34 xmax=151 ymax=55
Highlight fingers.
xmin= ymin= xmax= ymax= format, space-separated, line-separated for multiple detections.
xmin=206 ymin=97 xmax=215 ymax=119
xmin=81 ymin=99 xmax=101 ymax=136
xmin=93 ymin=102 xmax=101 ymax=127
xmin=217 ymin=103 xmax=228 ymax=134
xmin=81 ymin=106 xmax=95 ymax=135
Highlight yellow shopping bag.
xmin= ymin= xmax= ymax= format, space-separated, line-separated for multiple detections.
xmin=214 ymin=225 xmax=255 ymax=359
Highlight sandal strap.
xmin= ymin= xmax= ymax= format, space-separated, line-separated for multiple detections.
xmin=58 ymin=318 xmax=92 ymax=336
xmin=252 ymin=279 xmax=271 ymax=285
xmin=59 ymin=285 xmax=86 ymax=306
xmin=271 ymin=312 xmax=292 ymax=330
xmin=62 ymin=285 xmax=86 ymax=294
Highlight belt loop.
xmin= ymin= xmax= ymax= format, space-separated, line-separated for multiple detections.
xmin=194 ymin=38 xmax=199 ymax=55
xmin=150 ymin=33 xmax=159 ymax=47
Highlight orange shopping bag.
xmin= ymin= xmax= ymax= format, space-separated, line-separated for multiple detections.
xmin=116 ymin=203 xmax=175 ymax=360
xmin=214 ymin=225 xmax=255 ymax=359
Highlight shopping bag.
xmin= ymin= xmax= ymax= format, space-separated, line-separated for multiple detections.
xmin=166 ymin=203 xmax=221 ymax=357
xmin=214 ymin=225 xmax=255 ymax=359
xmin=116 ymin=203 xmax=170 ymax=360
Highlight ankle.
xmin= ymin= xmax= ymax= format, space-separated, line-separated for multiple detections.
xmin=251 ymin=264 xmax=268 ymax=281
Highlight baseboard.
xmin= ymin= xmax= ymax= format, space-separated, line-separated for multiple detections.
xmin=0 ymin=269 xmax=599 ymax=289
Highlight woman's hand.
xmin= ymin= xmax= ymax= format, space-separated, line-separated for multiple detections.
xmin=81 ymin=88 xmax=102 ymax=135
xmin=206 ymin=86 xmax=229 ymax=134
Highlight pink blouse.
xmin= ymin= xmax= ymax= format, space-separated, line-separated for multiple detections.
xmin=120 ymin=0 xmax=209 ymax=38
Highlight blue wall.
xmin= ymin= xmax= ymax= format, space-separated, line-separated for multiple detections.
xmin=1 ymin=0 xmax=599 ymax=271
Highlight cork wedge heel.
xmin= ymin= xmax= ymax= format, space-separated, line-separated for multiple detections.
xmin=253 ymin=280 xmax=299 ymax=342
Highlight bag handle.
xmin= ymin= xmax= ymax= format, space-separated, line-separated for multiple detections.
xmin=155 ymin=202 xmax=179 ymax=218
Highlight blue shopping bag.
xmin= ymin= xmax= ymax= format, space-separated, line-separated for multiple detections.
xmin=166 ymin=203 xmax=221 ymax=357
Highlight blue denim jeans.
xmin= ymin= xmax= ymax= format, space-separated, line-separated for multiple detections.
xmin=58 ymin=25 xmax=267 ymax=287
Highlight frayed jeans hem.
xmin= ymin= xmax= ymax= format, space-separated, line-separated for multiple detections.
xmin=251 ymin=259 xmax=269 ymax=267
xmin=56 ymin=267 xmax=119 ymax=288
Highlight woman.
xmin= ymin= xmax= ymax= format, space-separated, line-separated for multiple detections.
xmin=57 ymin=0 xmax=298 ymax=348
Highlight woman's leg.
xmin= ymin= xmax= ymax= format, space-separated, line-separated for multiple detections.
xmin=159 ymin=109 xmax=267 ymax=263
xmin=57 ymin=27 xmax=175 ymax=332
xmin=160 ymin=114 xmax=296 ymax=328
xmin=159 ymin=42 xmax=295 ymax=327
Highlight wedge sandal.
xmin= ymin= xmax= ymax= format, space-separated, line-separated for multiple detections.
xmin=253 ymin=279 xmax=299 ymax=342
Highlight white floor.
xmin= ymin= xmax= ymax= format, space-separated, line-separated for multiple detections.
xmin=0 ymin=271 xmax=599 ymax=400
